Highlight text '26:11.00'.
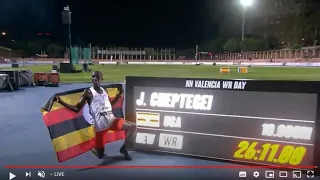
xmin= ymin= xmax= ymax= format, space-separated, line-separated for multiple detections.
xmin=233 ymin=141 xmax=306 ymax=165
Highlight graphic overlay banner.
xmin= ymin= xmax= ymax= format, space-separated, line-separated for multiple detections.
xmin=41 ymin=84 xmax=125 ymax=162
xmin=125 ymin=77 xmax=320 ymax=169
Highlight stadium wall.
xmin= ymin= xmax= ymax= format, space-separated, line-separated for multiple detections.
xmin=9 ymin=57 xmax=320 ymax=62
xmin=98 ymin=61 xmax=320 ymax=67
xmin=1 ymin=58 xmax=320 ymax=67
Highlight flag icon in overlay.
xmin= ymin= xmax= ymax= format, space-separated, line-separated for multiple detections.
xmin=41 ymin=84 xmax=126 ymax=162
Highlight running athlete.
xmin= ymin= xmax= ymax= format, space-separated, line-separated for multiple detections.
xmin=55 ymin=71 xmax=137 ymax=160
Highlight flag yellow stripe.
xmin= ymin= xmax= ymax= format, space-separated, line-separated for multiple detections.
xmin=52 ymin=126 xmax=95 ymax=152
xmin=106 ymin=88 xmax=121 ymax=98
xmin=41 ymin=101 xmax=76 ymax=116
xmin=52 ymin=125 xmax=115 ymax=152
xmin=45 ymin=88 xmax=121 ymax=113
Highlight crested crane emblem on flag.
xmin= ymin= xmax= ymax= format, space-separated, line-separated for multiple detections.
xmin=41 ymin=84 xmax=126 ymax=162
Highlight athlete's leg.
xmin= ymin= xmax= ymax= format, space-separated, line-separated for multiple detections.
xmin=91 ymin=148 xmax=105 ymax=159
xmin=121 ymin=120 xmax=137 ymax=146
xmin=91 ymin=129 xmax=107 ymax=159
xmin=108 ymin=118 xmax=137 ymax=160
xmin=119 ymin=120 xmax=137 ymax=160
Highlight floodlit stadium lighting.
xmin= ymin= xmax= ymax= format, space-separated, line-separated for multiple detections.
xmin=240 ymin=0 xmax=253 ymax=7
xmin=1 ymin=32 xmax=5 ymax=36
xmin=240 ymin=0 xmax=253 ymax=41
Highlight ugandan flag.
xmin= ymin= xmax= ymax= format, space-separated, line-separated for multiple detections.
xmin=41 ymin=84 xmax=126 ymax=162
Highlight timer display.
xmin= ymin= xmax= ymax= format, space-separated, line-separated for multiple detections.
xmin=233 ymin=141 xmax=306 ymax=165
xmin=125 ymin=77 xmax=320 ymax=168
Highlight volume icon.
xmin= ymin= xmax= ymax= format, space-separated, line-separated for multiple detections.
xmin=37 ymin=171 xmax=45 ymax=178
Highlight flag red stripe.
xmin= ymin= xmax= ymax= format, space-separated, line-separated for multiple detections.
xmin=56 ymin=130 xmax=125 ymax=162
xmin=43 ymin=97 xmax=123 ymax=127
xmin=43 ymin=108 xmax=82 ymax=127
xmin=112 ymin=96 xmax=124 ymax=109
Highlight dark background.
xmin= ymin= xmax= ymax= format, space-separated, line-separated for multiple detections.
xmin=0 ymin=0 xmax=220 ymax=47
xmin=2 ymin=0 xmax=320 ymax=54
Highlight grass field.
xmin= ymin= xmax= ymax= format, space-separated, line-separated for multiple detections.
xmin=3 ymin=64 xmax=320 ymax=82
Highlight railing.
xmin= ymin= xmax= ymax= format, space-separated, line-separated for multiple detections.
xmin=213 ymin=48 xmax=320 ymax=61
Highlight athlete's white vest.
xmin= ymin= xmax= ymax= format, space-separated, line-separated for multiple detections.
xmin=88 ymin=87 xmax=115 ymax=132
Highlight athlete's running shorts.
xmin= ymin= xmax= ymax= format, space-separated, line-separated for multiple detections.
xmin=95 ymin=118 xmax=125 ymax=148
xmin=109 ymin=118 xmax=125 ymax=130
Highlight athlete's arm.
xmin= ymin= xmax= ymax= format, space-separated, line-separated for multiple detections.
xmin=56 ymin=89 xmax=91 ymax=113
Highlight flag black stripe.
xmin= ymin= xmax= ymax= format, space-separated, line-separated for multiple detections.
xmin=48 ymin=116 xmax=90 ymax=139
xmin=48 ymin=108 xmax=124 ymax=139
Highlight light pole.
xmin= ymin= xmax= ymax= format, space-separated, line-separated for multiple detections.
xmin=195 ymin=44 xmax=198 ymax=61
xmin=62 ymin=5 xmax=72 ymax=67
xmin=240 ymin=0 xmax=253 ymax=40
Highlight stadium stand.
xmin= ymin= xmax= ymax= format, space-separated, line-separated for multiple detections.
xmin=0 ymin=46 xmax=12 ymax=62
xmin=0 ymin=46 xmax=22 ymax=60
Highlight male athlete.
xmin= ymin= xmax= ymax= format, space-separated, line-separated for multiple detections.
xmin=55 ymin=71 xmax=137 ymax=160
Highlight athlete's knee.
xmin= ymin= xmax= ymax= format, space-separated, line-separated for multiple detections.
xmin=128 ymin=121 xmax=137 ymax=131
xmin=123 ymin=120 xmax=136 ymax=130
xmin=132 ymin=123 xmax=137 ymax=135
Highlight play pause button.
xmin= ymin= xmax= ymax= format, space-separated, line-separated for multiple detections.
xmin=9 ymin=172 xmax=16 ymax=180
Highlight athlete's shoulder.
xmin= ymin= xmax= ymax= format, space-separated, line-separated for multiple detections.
xmin=100 ymin=87 xmax=108 ymax=94
xmin=83 ymin=88 xmax=93 ymax=98
xmin=84 ymin=88 xmax=91 ymax=93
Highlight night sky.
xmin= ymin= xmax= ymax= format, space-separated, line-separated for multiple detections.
xmin=0 ymin=0 xmax=245 ymax=48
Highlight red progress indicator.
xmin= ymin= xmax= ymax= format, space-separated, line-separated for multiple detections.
xmin=3 ymin=165 xmax=317 ymax=169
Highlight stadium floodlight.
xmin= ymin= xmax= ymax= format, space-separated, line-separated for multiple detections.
xmin=240 ymin=0 xmax=253 ymax=7
xmin=1 ymin=32 xmax=5 ymax=36
xmin=240 ymin=0 xmax=253 ymax=41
